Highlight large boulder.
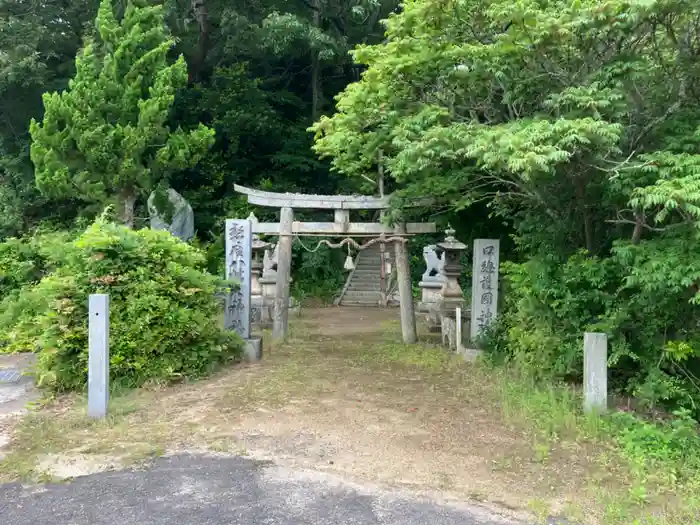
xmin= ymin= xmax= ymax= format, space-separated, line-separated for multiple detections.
xmin=147 ymin=188 xmax=195 ymax=242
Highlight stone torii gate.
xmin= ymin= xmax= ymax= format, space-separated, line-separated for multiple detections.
xmin=233 ymin=184 xmax=436 ymax=344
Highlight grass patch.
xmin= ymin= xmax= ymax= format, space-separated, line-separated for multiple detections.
xmin=353 ymin=341 xmax=455 ymax=371
xmin=496 ymin=367 xmax=700 ymax=524
xmin=0 ymin=389 xmax=169 ymax=483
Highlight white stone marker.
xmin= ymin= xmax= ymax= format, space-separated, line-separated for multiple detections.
xmin=583 ymin=332 xmax=608 ymax=413
xmin=225 ymin=219 xmax=252 ymax=339
xmin=88 ymin=294 xmax=109 ymax=419
xmin=470 ymin=239 xmax=500 ymax=341
xmin=456 ymin=306 xmax=462 ymax=351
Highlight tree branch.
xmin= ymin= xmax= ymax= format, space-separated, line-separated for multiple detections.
xmin=630 ymin=76 xmax=687 ymax=151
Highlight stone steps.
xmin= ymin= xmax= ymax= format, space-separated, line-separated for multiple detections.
xmin=347 ymin=283 xmax=380 ymax=292
xmin=337 ymin=244 xmax=384 ymax=306
xmin=342 ymin=290 xmax=382 ymax=299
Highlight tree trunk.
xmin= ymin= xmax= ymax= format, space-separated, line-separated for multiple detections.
xmin=310 ymin=0 xmax=322 ymax=120
xmin=120 ymin=187 xmax=137 ymax=229
xmin=631 ymin=210 xmax=644 ymax=245
xmin=575 ymin=176 xmax=595 ymax=253
xmin=190 ymin=0 xmax=210 ymax=82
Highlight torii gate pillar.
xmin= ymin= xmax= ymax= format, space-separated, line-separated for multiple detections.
xmin=273 ymin=206 xmax=294 ymax=343
xmin=394 ymin=223 xmax=417 ymax=344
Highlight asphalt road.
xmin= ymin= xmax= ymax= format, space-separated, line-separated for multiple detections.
xmin=0 ymin=454 xmax=525 ymax=525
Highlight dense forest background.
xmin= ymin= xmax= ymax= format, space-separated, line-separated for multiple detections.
xmin=3 ymin=0 xmax=700 ymax=421
xmin=0 ymin=0 xmax=403 ymax=233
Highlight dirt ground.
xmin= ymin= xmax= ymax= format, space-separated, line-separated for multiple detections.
xmin=0 ymin=307 xmax=604 ymax=523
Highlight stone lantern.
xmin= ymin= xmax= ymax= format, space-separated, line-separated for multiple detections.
xmin=435 ymin=227 xmax=467 ymax=305
xmin=434 ymin=227 xmax=467 ymax=350
xmin=251 ymin=235 xmax=271 ymax=298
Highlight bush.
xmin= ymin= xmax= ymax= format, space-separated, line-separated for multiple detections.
xmin=0 ymin=219 xmax=241 ymax=391
xmin=0 ymin=230 xmax=73 ymax=301
xmin=291 ymin=241 xmax=346 ymax=303
xmin=609 ymin=408 xmax=700 ymax=486
xmin=484 ymin=252 xmax=620 ymax=380
xmin=483 ymin=243 xmax=700 ymax=418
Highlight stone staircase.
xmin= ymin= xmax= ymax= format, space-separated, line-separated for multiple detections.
xmin=336 ymin=244 xmax=391 ymax=307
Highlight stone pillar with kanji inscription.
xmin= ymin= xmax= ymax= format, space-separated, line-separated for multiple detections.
xmin=470 ymin=239 xmax=500 ymax=342
xmin=225 ymin=219 xmax=262 ymax=361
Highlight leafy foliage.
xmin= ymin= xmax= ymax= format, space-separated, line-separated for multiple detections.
xmin=291 ymin=241 xmax=346 ymax=302
xmin=609 ymin=408 xmax=700 ymax=492
xmin=0 ymin=230 xmax=73 ymax=301
xmin=487 ymin=244 xmax=700 ymax=415
xmin=0 ymin=0 xmax=98 ymax=237
xmin=0 ymin=218 xmax=241 ymax=391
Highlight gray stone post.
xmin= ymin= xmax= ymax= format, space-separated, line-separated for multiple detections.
xmin=583 ymin=332 xmax=608 ymax=413
xmin=273 ymin=207 xmax=294 ymax=342
xmin=88 ymin=294 xmax=109 ymax=419
xmin=470 ymin=239 xmax=500 ymax=342
xmin=225 ymin=219 xmax=252 ymax=339
xmin=456 ymin=306 xmax=462 ymax=351
xmin=225 ymin=219 xmax=262 ymax=361
xmin=394 ymin=224 xmax=417 ymax=344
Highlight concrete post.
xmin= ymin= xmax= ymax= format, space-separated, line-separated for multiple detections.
xmin=273 ymin=206 xmax=294 ymax=342
xmin=583 ymin=332 xmax=608 ymax=413
xmin=394 ymin=224 xmax=417 ymax=344
xmin=456 ymin=306 xmax=462 ymax=351
xmin=88 ymin=294 xmax=109 ymax=419
xmin=379 ymin=240 xmax=387 ymax=307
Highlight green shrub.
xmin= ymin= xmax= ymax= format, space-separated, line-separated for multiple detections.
xmin=0 ymin=219 xmax=241 ymax=391
xmin=291 ymin=241 xmax=345 ymax=303
xmin=485 ymin=252 xmax=620 ymax=380
xmin=608 ymin=409 xmax=700 ymax=485
xmin=483 ymin=242 xmax=700 ymax=418
xmin=0 ymin=230 xmax=73 ymax=301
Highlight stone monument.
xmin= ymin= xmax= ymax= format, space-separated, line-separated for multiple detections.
xmin=225 ymin=219 xmax=262 ymax=361
xmin=470 ymin=238 xmax=500 ymax=342
xmin=147 ymin=188 xmax=195 ymax=241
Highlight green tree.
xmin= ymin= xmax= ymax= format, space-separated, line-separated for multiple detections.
xmin=312 ymin=0 xmax=700 ymax=414
xmin=159 ymin=0 xmax=397 ymax=236
xmin=0 ymin=0 xmax=99 ymax=237
xmin=29 ymin=0 xmax=214 ymax=228
xmin=311 ymin=0 xmax=700 ymax=254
